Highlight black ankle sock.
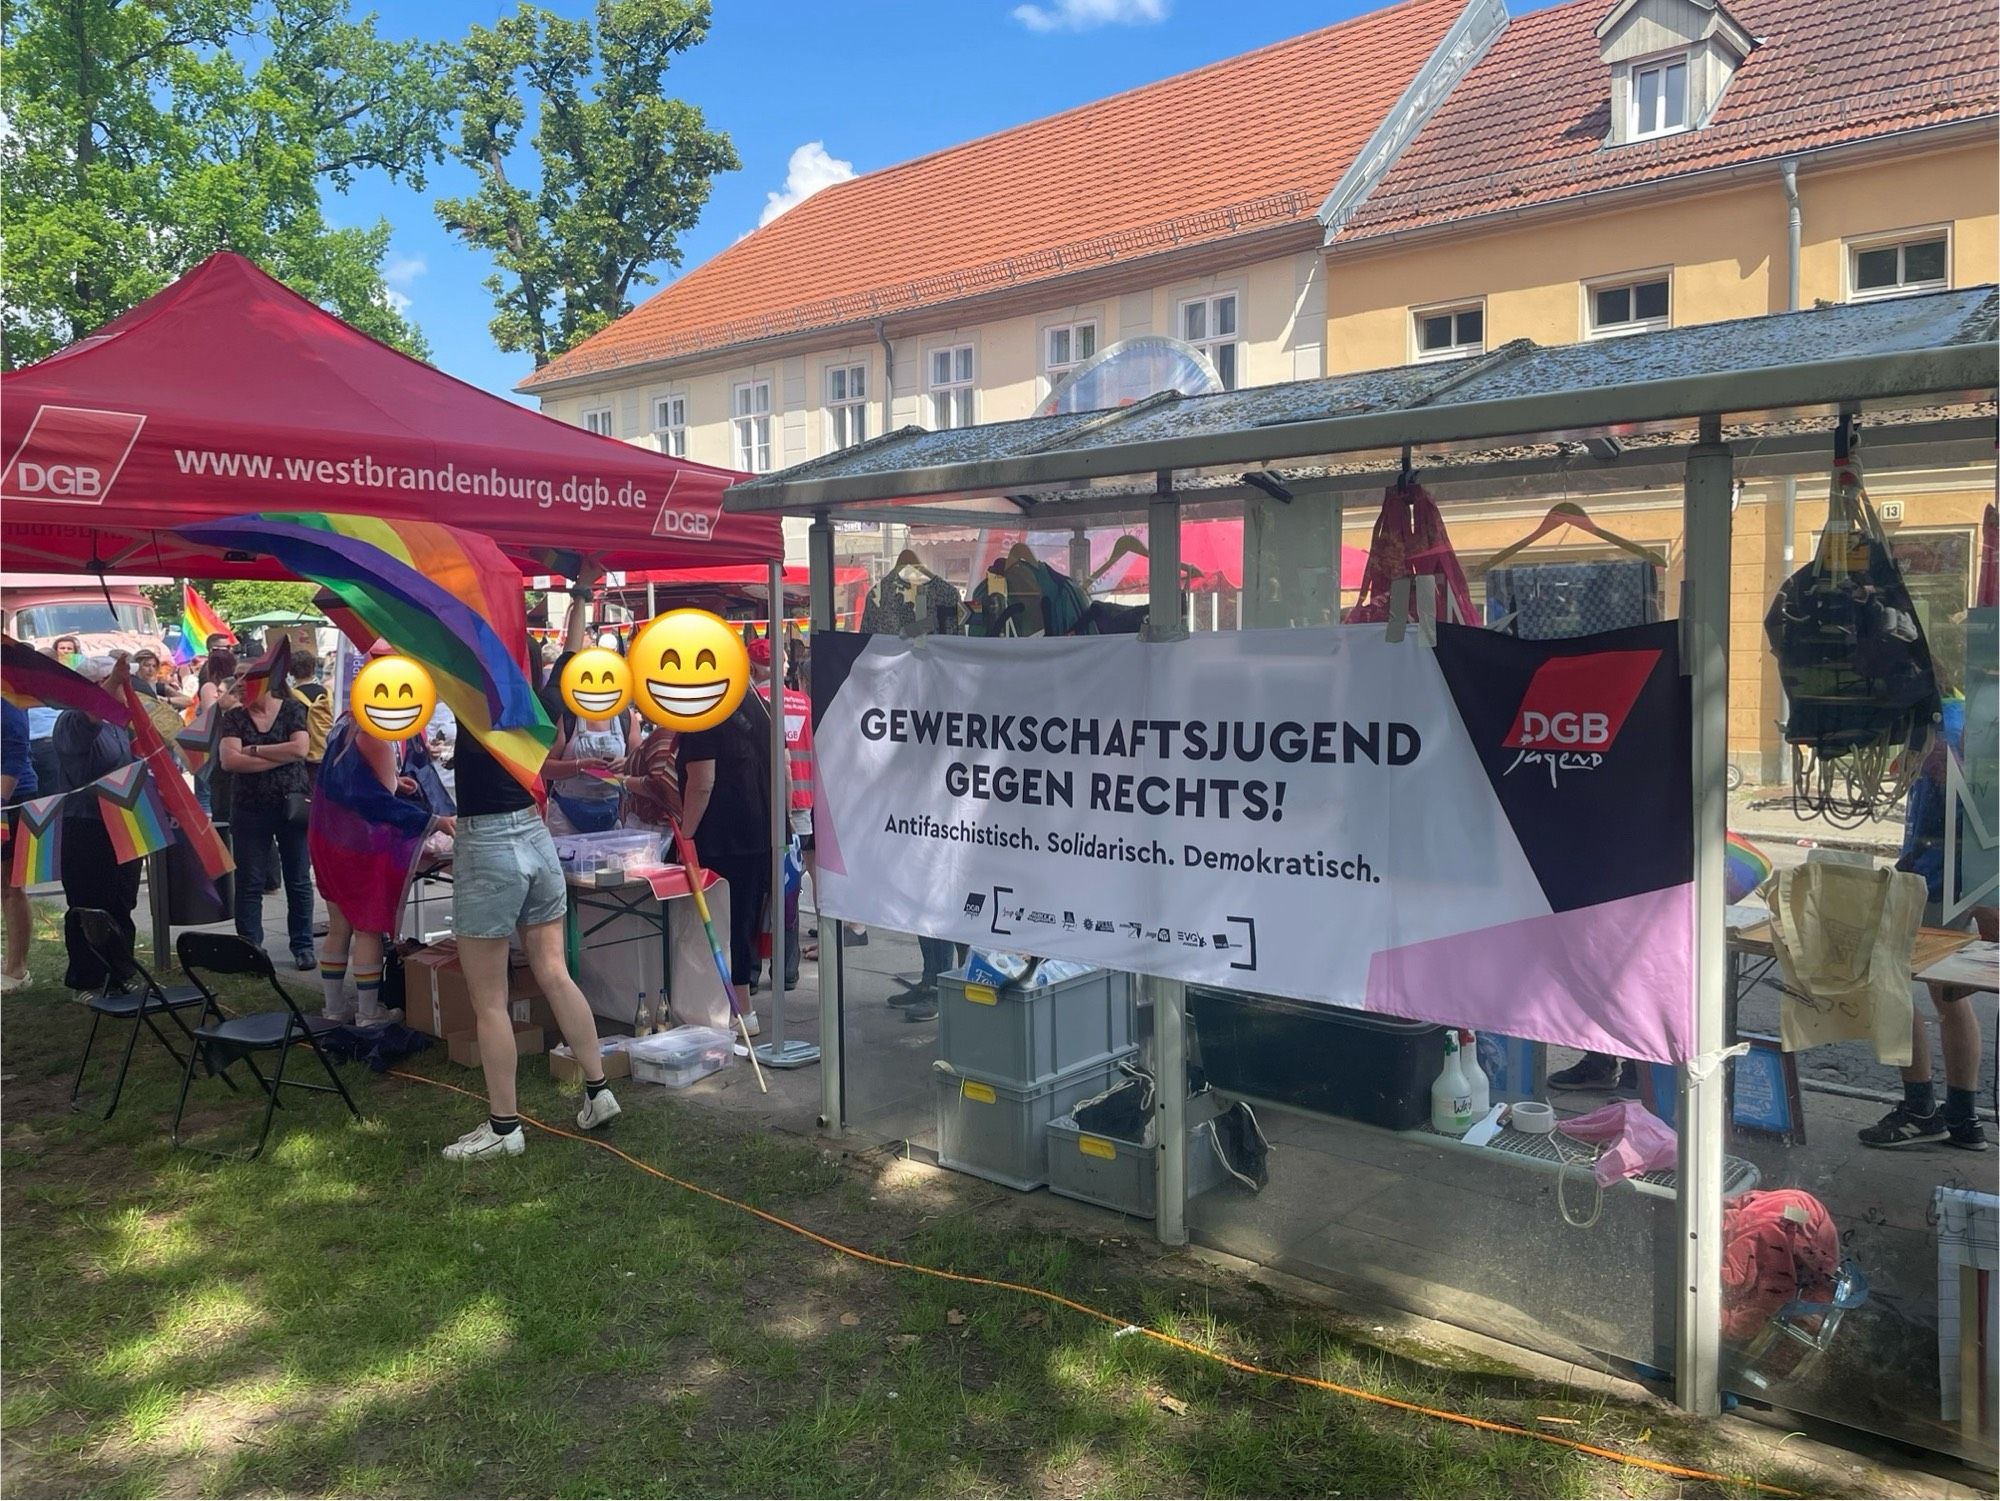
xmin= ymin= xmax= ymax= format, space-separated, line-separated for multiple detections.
xmin=489 ymin=1114 xmax=520 ymax=1137
xmin=1944 ymin=1086 xmax=1976 ymax=1124
xmin=584 ymin=1077 xmax=609 ymax=1099
xmin=1904 ymin=1081 xmax=1938 ymax=1117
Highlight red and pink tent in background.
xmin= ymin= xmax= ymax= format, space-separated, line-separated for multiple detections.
xmin=0 ymin=253 xmax=782 ymax=580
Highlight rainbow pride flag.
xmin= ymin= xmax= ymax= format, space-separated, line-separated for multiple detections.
xmin=9 ymin=793 xmax=63 ymax=885
xmin=1724 ymin=831 xmax=1774 ymax=905
xmin=182 ymin=584 xmax=232 ymax=653
xmin=176 ymin=703 xmax=221 ymax=776
xmin=238 ymin=635 xmax=290 ymax=703
xmin=120 ymin=679 xmax=232 ymax=879
xmin=179 ymin=514 xmax=553 ymax=795
xmin=0 ymin=637 xmax=131 ymax=725
xmin=95 ymin=761 xmax=174 ymax=863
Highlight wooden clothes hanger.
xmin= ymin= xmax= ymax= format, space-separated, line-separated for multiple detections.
xmin=1483 ymin=502 xmax=1666 ymax=571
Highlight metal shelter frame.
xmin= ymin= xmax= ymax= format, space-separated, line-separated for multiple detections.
xmin=721 ymin=286 xmax=2000 ymax=1417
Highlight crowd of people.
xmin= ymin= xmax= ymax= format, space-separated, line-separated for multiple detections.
xmin=0 ymin=584 xmax=807 ymax=1163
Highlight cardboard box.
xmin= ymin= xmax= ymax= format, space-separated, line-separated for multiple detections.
xmin=405 ymin=943 xmax=553 ymax=1038
xmin=549 ymin=1046 xmax=632 ymax=1084
xmin=445 ymin=1023 xmax=545 ymax=1069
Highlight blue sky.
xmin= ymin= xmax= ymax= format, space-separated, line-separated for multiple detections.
xmin=343 ymin=0 xmax=1424 ymax=402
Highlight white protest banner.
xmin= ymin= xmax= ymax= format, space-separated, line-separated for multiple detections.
xmin=810 ymin=623 xmax=1693 ymax=1061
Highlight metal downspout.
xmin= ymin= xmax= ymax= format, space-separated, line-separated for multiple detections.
xmin=1778 ymin=160 xmax=1801 ymax=783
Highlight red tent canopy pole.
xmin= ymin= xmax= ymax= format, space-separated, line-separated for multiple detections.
xmin=0 ymin=253 xmax=784 ymax=580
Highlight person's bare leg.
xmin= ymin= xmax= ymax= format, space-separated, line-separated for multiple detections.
xmin=1935 ymin=989 xmax=1982 ymax=1092
xmin=460 ymin=934 xmax=519 ymax=1117
xmin=1899 ymin=1009 xmax=1931 ymax=1087
xmin=2 ymin=878 xmax=31 ymax=981
xmin=519 ymin=918 xmax=604 ymax=1078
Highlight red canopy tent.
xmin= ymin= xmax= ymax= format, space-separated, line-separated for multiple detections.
xmin=1088 ymin=520 xmax=1369 ymax=595
xmin=0 ymin=253 xmax=782 ymax=579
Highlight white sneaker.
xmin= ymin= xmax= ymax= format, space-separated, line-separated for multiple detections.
xmin=353 ymin=1005 xmax=404 ymax=1027
xmin=441 ymin=1121 xmax=525 ymax=1161
xmin=320 ymin=1007 xmax=357 ymax=1026
xmin=576 ymin=1088 xmax=622 ymax=1131
xmin=0 ymin=970 xmax=30 ymax=994
xmin=739 ymin=1010 xmax=762 ymax=1037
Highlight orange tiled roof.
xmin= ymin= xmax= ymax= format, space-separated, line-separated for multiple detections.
xmin=1340 ymin=0 xmax=1999 ymax=243
xmin=521 ymin=0 xmax=1467 ymax=390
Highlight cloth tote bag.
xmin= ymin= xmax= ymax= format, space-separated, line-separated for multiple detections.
xmin=1766 ymin=861 xmax=1923 ymax=1065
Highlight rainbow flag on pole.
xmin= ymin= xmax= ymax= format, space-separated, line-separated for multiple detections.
xmin=0 ymin=636 xmax=131 ymax=724
xmin=9 ymin=793 xmax=64 ymax=885
xmin=182 ymin=584 xmax=232 ymax=654
xmin=178 ymin=513 xmax=553 ymax=796
xmin=120 ymin=679 xmax=233 ymax=879
xmin=95 ymin=762 xmax=174 ymax=864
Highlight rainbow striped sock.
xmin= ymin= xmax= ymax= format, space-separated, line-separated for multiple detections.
xmin=318 ymin=957 xmax=348 ymax=1013
xmin=353 ymin=966 xmax=385 ymax=1021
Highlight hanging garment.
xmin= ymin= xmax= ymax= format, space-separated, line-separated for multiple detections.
xmin=1767 ymin=859 xmax=1923 ymax=1065
xmin=1486 ymin=560 xmax=1660 ymax=639
xmin=1345 ymin=481 xmax=1476 ymax=626
xmin=862 ymin=570 xmax=964 ymax=637
xmin=967 ymin=557 xmax=1097 ymax=637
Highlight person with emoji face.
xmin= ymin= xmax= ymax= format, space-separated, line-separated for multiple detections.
xmin=541 ymin=580 xmax=634 ymax=835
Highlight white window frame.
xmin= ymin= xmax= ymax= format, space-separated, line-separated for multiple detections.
xmin=928 ymin=343 xmax=975 ymax=430
xmin=1625 ymin=49 xmax=1692 ymax=142
xmin=732 ymin=379 xmax=773 ymax=474
xmin=1411 ymin=299 xmax=1486 ymax=363
xmin=824 ymin=361 xmax=869 ymax=451
xmin=1584 ymin=270 xmax=1672 ymax=339
xmin=1177 ymin=292 xmax=1242 ymax=390
xmin=581 ymin=406 xmax=615 ymax=437
xmin=1044 ymin=319 xmax=1099 ymax=380
xmin=1845 ymin=226 xmax=1951 ymax=303
xmin=651 ymin=394 xmax=688 ymax=458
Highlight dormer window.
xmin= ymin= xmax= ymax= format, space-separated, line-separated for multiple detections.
xmin=1630 ymin=53 xmax=1690 ymax=139
xmin=1597 ymin=0 xmax=1753 ymax=147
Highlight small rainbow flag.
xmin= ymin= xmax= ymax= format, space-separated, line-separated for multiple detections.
xmin=9 ymin=792 xmax=64 ymax=885
xmin=1725 ymin=830 xmax=1774 ymax=904
xmin=120 ymin=679 xmax=232 ymax=879
xmin=1 ymin=636 xmax=131 ymax=724
xmin=176 ymin=703 xmax=221 ymax=776
xmin=95 ymin=761 xmax=174 ymax=864
xmin=182 ymin=584 xmax=233 ymax=653
xmin=238 ymin=635 xmax=290 ymax=702
xmin=180 ymin=514 xmax=553 ymax=797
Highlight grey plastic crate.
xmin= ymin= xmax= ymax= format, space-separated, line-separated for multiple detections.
xmin=938 ymin=967 xmax=1136 ymax=1088
xmin=934 ymin=1051 xmax=1136 ymax=1192
xmin=1044 ymin=1112 xmax=1233 ymax=1219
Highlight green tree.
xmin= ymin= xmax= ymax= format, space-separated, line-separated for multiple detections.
xmin=436 ymin=0 xmax=738 ymax=367
xmin=209 ymin=580 xmax=322 ymax=625
xmin=0 ymin=0 xmax=451 ymax=367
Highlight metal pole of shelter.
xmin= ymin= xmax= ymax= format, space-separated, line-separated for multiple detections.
xmin=809 ymin=514 xmax=843 ymax=1129
xmin=1146 ymin=471 xmax=1190 ymax=1247
xmin=760 ymin=559 xmax=818 ymax=1070
xmin=1677 ymin=416 xmax=1732 ymax=1414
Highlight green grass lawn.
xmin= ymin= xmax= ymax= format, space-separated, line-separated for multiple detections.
xmin=1 ymin=902 xmax=1823 ymax=1498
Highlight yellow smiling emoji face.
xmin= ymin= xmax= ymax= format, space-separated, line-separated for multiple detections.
xmin=352 ymin=654 xmax=437 ymax=741
xmin=559 ymin=647 xmax=633 ymax=721
xmin=630 ymin=610 xmax=748 ymax=732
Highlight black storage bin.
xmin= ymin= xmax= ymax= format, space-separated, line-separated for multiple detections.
xmin=1188 ymin=986 xmax=1446 ymax=1131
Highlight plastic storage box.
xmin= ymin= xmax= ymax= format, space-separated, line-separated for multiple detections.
xmin=627 ymin=1026 xmax=733 ymax=1088
xmin=555 ymin=830 xmax=658 ymax=877
xmin=938 ymin=967 xmax=1135 ymax=1087
xmin=934 ymin=1050 xmax=1135 ymax=1191
xmin=1044 ymin=1112 xmax=1232 ymax=1219
xmin=1187 ymin=986 xmax=1446 ymax=1130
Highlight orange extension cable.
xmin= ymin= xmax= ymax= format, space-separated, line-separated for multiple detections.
xmin=389 ymin=1069 xmax=1802 ymax=1498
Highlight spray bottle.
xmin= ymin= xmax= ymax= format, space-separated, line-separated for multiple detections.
xmin=1459 ymin=1030 xmax=1491 ymax=1118
xmin=1431 ymin=1030 xmax=1474 ymax=1135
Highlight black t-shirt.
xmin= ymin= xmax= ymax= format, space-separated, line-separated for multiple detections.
xmin=454 ymin=731 xmax=534 ymax=816
xmin=220 ymin=698 xmax=310 ymax=809
xmin=677 ymin=694 xmax=773 ymax=858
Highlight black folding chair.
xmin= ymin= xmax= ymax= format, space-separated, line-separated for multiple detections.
xmin=69 ymin=908 xmax=226 ymax=1120
xmin=172 ymin=933 xmax=361 ymax=1160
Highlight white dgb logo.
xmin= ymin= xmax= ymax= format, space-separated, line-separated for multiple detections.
xmin=1521 ymin=710 xmax=1611 ymax=747
xmin=12 ymin=462 xmax=104 ymax=497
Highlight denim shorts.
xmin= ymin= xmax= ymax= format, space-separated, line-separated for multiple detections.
xmin=452 ymin=807 xmax=567 ymax=939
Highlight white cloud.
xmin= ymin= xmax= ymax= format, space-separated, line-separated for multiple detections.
xmin=1011 ymin=0 xmax=1167 ymax=33
xmin=380 ymin=252 xmax=426 ymax=314
xmin=758 ymin=141 xmax=857 ymax=228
